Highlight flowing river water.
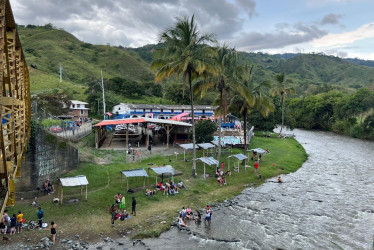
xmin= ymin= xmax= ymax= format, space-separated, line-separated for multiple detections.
xmin=91 ymin=129 xmax=374 ymax=250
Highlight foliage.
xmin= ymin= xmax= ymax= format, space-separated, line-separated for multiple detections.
xmin=163 ymin=82 xmax=191 ymax=104
xmin=194 ymin=120 xmax=217 ymax=143
xmin=32 ymin=89 xmax=72 ymax=116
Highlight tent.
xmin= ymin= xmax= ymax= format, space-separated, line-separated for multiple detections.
xmin=120 ymin=168 xmax=149 ymax=191
xmin=197 ymin=143 xmax=215 ymax=156
xmin=247 ymin=148 xmax=270 ymax=160
xmin=179 ymin=143 xmax=198 ymax=161
xmin=228 ymin=153 xmax=248 ymax=172
xmin=59 ymin=175 xmax=89 ymax=204
xmin=197 ymin=157 xmax=219 ymax=179
xmin=149 ymin=165 xmax=176 ymax=184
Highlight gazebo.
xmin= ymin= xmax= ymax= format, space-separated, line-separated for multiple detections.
xmin=179 ymin=143 xmax=197 ymax=161
xmin=120 ymin=168 xmax=149 ymax=191
xmin=228 ymin=153 xmax=248 ymax=172
xmin=197 ymin=143 xmax=216 ymax=156
xmin=148 ymin=165 xmax=176 ymax=185
xmin=59 ymin=175 xmax=89 ymax=204
xmin=197 ymin=157 xmax=219 ymax=178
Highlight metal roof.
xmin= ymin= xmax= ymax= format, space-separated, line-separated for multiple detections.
xmin=248 ymin=148 xmax=269 ymax=154
xmin=197 ymin=143 xmax=215 ymax=149
xmin=94 ymin=117 xmax=192 ymax=127
xmin=179 ymin=143 xmax=197 ymax=150
xmin=115 ymin=103 xmax=216 ymax=110
xmin=150 ymin=165 xmax=176 ymax=175
xmin=228 ymin=153 xmax=248 ymax=161
xmin=197 ymin=157 xmax=219 ymax=166
xmin=60 ymin=175 xmax=88 ymax=187
xmin=121 ymin=168 xmax=149 ymax=177
xmin=211 ymin=140 xmax=225 ymax=146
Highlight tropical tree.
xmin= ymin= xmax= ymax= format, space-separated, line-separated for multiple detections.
xmin=194 ymin=45 xmax=254 ymax=163
xmin=229 ymin=65 xmax=274 ymax=150
xmin=151 ymin=15 xmax=218 ymax=176
xmin=270 ymin=73 xmax=295 ymax=134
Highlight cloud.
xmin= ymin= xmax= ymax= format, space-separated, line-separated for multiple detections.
xmin=232 ymin=22 xmax=327 ymax=51
xmin=313 ymin=23 xmax=374 ymax=47
xmin=236 ymin=0 xmax=257 ymax=17
xmin=320 ymin=13 xmax=344 ymax=25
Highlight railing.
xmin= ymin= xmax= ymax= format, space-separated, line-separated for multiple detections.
xmin=0 ymin=0 xmax=31 ymax=216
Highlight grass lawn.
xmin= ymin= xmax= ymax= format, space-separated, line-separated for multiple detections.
xmin=7 ymin=134 xmax=307 ymax=242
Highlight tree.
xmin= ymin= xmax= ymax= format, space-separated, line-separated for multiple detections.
xmin=194 ymin=120 xmax=217 ymax=143
xmin=270 ymin=73 xmax=295 ymax=134
xmin=151 ymin=15 xmax=219 ymax=176
xmin=32 ymin=89 xmax=72 ymax=117
xmin=194 ymin=45 xmax=254 ymax=163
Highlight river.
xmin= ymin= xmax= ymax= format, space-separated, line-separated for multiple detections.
xmin=91 ymin=129 xmax=374 ymax=250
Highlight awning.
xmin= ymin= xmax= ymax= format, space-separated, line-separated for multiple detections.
xmin=179 ymin=143 xmax=197 ymax=150
xmin=228 ymin=153 xmax=248 ymax=160
xmin=60 ymin=175 xmax=88 ymax=187
xmin=197 ymin=143 xmax=215 ymax=149
xmin=106 ymin=112 xmax=112 ymax=116
xmin=197 ymin=157 xmax=219 ymax=166
xmin=249 ymin=148 xmax=269 ymax=154
xmin=121 ymin=168 xmax=149 ymax=177
xmin=169 ymin=112 xmax=190 ymax=121
xmin=150 ymin=165 xmax=176 ymax=175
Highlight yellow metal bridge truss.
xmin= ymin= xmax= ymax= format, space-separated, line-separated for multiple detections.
xmin=0 ymin=0 xmax=31 ymax=216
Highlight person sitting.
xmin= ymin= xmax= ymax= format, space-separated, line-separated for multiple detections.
xmin=217 ymin=176 xmax=223 ymax=186
xmin=186 ymin=207 xmax=193 ymax=220
xmin=177 ymin=181 xmax=186 ymax=189
xmin=145 ymin=189 xmax=153 ymax=196
xmin=164 ymin=187 xmax=169 ymax=195
xmin=194 ymin=211 xmax=202 ymax=223
xmin=220 ymin=169 xmax=224 ymax=176
xmin=277 ymin=176 xmax=283 ymax=183
xmin=178 ymin=214 xmax=186 ymax=227
xmin=44 ymin=179 xmax=54 ymax=195
xmin=226 ymin=170 xmax=231 ymax=176
xmin=120 ymin=210 xmax=130 ymax=220
xmin=157 ymin=182 xmax=165 ymax=190
xmin=221 ymin=176 xmax=227 ymax=185
xmin=215 ymin=171 xmax=220 ymax=178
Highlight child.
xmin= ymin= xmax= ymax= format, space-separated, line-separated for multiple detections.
xmin=50 ymin=221 xmax=57 ymax=244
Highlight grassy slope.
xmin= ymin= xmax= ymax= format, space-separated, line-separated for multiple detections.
xmin=8 ymin=134 xmax=307 ymax=242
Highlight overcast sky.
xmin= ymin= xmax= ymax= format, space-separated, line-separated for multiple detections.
xmin=11 ymin=0 xmax=374 ymax=60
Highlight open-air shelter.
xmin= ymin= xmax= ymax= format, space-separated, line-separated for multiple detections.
xmin=197 ymin=157 xmax=219 ymax=178
xmin=179 ymin=143 xmax=197 ymax=161
xmin=248 ymin=148 xmax=270 ymax=160
xmin=148 ymin=165 xmax=176 ymax=185
xmin=197 ymin=143 xmax=216 ymax=156
xmin=120 ymin=168 xmax=149 ymax=191
xmin=59 ymin=175 xmax=89 ymax=204
xmin=228 ymin=153 xmax=248 ymax=172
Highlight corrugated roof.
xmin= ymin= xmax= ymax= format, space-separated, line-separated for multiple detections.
xmin=150 ymin=165 xmax=176 ymax=175
xmin=71 ymin=100 xmax=89 ymax=105
xmin=94 ymin=117 xmax=192 ymax=127
xmin=197 ymin=143 xmax=215 ymax=149
xmin=228 ymin=153 xmax=248 ymax=160
xmin=249 ymin=148 xmax=269 ymax=154
xmin=116 ymin=103 xmax=216 ymax=110
xmin=60 ymin=175 xmax=88 ymax=187
xmin=179 ymin=143 xmax=196 ymax=150
xmin=121 ymin=168 xmax=149 ymax=177
xmin=197 ymin=157 xmax=219 ymax=166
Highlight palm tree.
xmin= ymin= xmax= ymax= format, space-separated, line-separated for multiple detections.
xmin=229 ymin=65 xmax=274 ymax=151
xmin=270 ymin=73 xmax=295 ymax=134
xmin=194 ymin=45 xmax=254 ymax=163
xmin=151 ymin=15 xmax=218 ymax=176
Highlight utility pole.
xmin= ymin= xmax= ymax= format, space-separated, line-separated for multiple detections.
xmin=100 ymin=71 xmax=106 ymax=120
xmin=59 ymin=64 xmax=63 ymax=83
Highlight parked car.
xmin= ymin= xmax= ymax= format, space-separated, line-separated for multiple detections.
xmin=49 ymin=126 xmax=62 ymax=133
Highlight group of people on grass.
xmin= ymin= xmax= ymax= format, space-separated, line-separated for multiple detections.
xmin=178 ymin=205 xmax=213 ymax=227
xmin=156 ymin=179 xmax=185 ymax=196
xmin=216 ymin=163 xmax=230 ymax=186
xmin=0 ymin=209 xmax=57 ymax=244
xmin=110 ymin=195 xmax=136 ymax=227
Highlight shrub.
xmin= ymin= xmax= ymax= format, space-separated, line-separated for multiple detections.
xmin=349 ymin=124 xmax=364 ymax=138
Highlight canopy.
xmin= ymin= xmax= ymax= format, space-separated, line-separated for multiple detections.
xmin=197 ymin=157 xmax=219 ymax=166
xmin=197 ymin=143 xmax=215 ymax=149
xmin=169 ymin=112 xmax=190 ymax=121
xmin=60 ymin=175 xmax=88 ymax=187
xmin=150 ymin=165 xmax=176 ymax=176
xmin=229 ymin=153 xmax=248 ymax=161
xmin=211 ymin=140 xmax=225 ymax=147
xmin=179 ymin=143 xmax=197 ymax=150
xmin=121 ymin=168 xmax=149 ymax=177
xmin=249 ymin=148 xmax=269 ymax=154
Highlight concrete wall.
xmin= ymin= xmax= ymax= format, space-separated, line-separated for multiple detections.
xmin=16 ymin=125 xmax=79 ymax=192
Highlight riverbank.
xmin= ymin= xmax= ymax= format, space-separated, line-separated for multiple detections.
xmin=3 ymin=134 xmax=307 ymax=248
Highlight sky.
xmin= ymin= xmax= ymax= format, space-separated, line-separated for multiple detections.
xmin=11 ymin=0 xmax=374 ymax=60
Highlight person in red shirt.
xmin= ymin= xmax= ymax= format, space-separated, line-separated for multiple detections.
xmin=254 ymin=161 xmax=259 ymax=172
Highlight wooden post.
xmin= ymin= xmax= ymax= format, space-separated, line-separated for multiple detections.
xmin=126 ymin=177 xmax=129 ymax=191
xmin=126 ymin=124 xmax=129 ymax=150
xmin=146 ymin=122 xmax=149 ymax=148
xmin=166 ymin=125 xmax=170 ymax=148
xmin=85 ymin=185 xmax=88 ymax=200
xmin=61 ymin=186 xmax=64 ymax=204
xmin=184 ymin=150 xmax=186 ymax=161
xmin=80 ymin=185 xmax=83 ymax=197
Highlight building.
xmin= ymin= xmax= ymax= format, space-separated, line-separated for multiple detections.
xmin=112 ymin=103 xmax=215 ymax=120
xmin=67 ymin=100 xmax=90 ymax=123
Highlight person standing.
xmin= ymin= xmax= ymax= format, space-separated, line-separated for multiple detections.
xmin=37 ymin=207 xmax=44 ymax=230
xmin=3 ymin=210 xmax=10 ymax=235
xmin=254 ymin=161 xmax=259 ymax=173
xmin=10 ymin=214 xmax=17 ymax=235
xmin=111 ymin=209 xmax=117 ymax=227
xmin=119 ymin=195 xmax=126 ymax=210
xmin=16 ymin=211 xmax=23 ymax=233
xmin=50 ymin=221 xmax=57 ymax=244
xmin=148 ymin=144 xmax=152 ymax=154
xmin=131 ymin=197 xmax=136 ymax=216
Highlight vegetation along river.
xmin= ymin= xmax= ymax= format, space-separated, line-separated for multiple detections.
xmin=91 ymin=129 xmax=374 ymax=249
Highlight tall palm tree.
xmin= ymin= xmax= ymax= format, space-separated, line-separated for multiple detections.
xmin=270 ymin=73 xmax=295 ymax=134
xmin=229 ymin=65 xmax=274 ymax=151
xmin=194 ymin=45 xmax=254 ymax=163
xmin=151 ymin=15 xmax=218 ymax=176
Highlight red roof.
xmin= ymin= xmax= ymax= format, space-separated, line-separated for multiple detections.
xmin=94 ymin=118 xmax=145 ymax=127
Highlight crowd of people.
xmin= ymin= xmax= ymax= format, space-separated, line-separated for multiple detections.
xmin=156 ymin=179 xmax=183 ymax=196
xmin=110 ymin=195 xmax=136 ymax=227
xmin=178 ymin=205 xmax=213 ymax=228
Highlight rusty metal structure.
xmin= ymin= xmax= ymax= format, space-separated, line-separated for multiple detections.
xmin=0 ymin=0 xmax=31 ymax=215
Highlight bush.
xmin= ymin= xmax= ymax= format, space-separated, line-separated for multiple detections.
xmin=331 ymin=120 xmax=350 ymax=134
xmin=349 ymin=124 xmax=364 ymax=138
xmin=193 ymin=120 xmax=217 ymax=143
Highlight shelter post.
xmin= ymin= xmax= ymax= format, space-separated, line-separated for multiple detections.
xmin=80 ymin=185 xmax=83 ymax=197
xmin=126 ymin=124 xmax=129 ymax=150
xmin=184 ymin=150 xmax=186 ymax=161
xmin=145 ymin=122 xmax=149 ymax=148
xmin=204 ymin=163 xmax=206 ymax=179
xmin=60 ymin=185 xmax=63 ymax=204
xmin=166 ymin=125 xmax=170 ymax=148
